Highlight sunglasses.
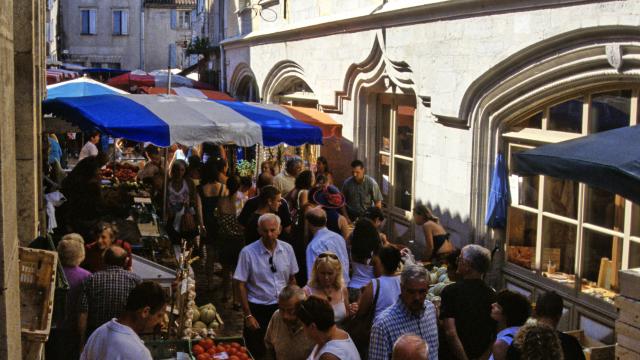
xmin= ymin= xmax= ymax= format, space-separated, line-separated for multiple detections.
xmin=269 ymin=255 xmax=277 ymax=273
xmin=318 ymin=252 xmax=338 ymax=260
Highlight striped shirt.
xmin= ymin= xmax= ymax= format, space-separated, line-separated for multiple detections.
xmin=369 ymin=298 xmax=439 ymax=360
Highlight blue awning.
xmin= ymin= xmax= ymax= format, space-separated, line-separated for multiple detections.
xmin=513 ymin=124 xmax=640 ymax=204
xmin=46 ymin=77 xmax=128 ymax=99
xmin=42 ymin=93 xmax=323 ymax=147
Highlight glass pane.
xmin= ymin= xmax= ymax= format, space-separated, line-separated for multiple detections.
xmin=395 ymin=105 xmax=415 ymax=157
xmin=548 ymin=98 xmax=583 ymax=133
xmin=541 ymin=217 xmax=577 ymax=286
xmin=584 ymin=186 xmax=625 ymax=230
xmin=630 ymin=240 xmax=640 ymax=269
xmin=543 ymin=177 xmax=578 ymax=219
xmin=509 ymin=148 xmax=539 ymax=208
xmin=590 ymin=90 xmax=631 ymax=133
xmin=380 ymin=104 xmax=391 ymax=152
xmin=581 ymin=229 xmax=621 ymax=303
xmin=506 ymin=207 xmax=538 ymax=270
xmin=632 ymin=202 xmax=640 ymax=237
xmin=380 ymin=154 xmax=390 ymax=199
xmin=393 ymin=158 xmax=412 ymax=211
xmin=511 ymin=112 xmax=542 ymax=131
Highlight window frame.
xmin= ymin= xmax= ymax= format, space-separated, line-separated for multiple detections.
xmin=503 ymin=86 xmax=639 ymax=303
xmin=112 ymin=9 xmax=129 ymax=36
xmin=177 ymin=10 xmax=191 ymax=30
xmin=80 ymin=8 xmax=97 ymax=35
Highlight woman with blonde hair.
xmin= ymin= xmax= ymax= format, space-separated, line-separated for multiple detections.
xmin=55 ymin=233 xmax=92 ymax=359
xmin=304 ymin=252 xmax=351 ymax=325
xmin=413 ymin=204 xmax=455 ymax=261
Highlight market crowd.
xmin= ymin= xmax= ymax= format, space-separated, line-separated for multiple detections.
xmin=43 ymin=134 xmax=585 ymax=360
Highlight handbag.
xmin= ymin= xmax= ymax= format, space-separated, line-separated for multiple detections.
xmin=344 ymin=278 xmax=380 ymax=360
xmin=180 ymin=207 xmax=197 ymax=234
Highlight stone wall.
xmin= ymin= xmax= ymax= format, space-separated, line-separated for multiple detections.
xmin=144 ymin=7 xmax=193 ymax=71
xmin=223 ymin=0 xmax=640 ymax=246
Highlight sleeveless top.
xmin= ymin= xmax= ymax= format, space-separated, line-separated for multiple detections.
xmin=325 ymin=208 xmax=341 ymax=235
xmin=348 ymin=262 xmax=375 ymax=290
xmin=198 ymin=183 xmax=224 ymax=242
xmin=489 ymin=326 xmax=519 ymax=360
xmin=371 ymin=275 xmax=401 ymax=320
xmin=304 ymin=286 xmax=348 ymax=324
xmin=433 ymin=233 xmax=450 ymax=253
xmin=168 ymin=180 xmax=190 ymax=210
xmin=308 ymin=337 xmax=360 ymax=360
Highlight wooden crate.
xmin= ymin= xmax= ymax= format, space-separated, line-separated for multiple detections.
xmin=615 ymin=296 xmax=640 ymax=328
xmin=617 ymin=321 xmax=640 ymax=354
xmin=565 ymin=330 xmax=615 ymax=360
xmin=617 ymin=345 xmax=640 ymax=360
xmin=619 ymin=269 xmax=640 ymax=301
xmin=19 ymin=247 xmax=57 ymax=337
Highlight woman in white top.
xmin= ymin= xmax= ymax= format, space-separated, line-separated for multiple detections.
xmin=355 ymin=245 xmax=402 ymax=321
xmin=304 ymin=252 xmax=352 ymax=326
xmin=347 ymin=219 xmax=384 ymax=301
xmin=489 ymin=290 xmax=532 ymax=360
xmin=296 ymin=296 xmax=361 ymax=360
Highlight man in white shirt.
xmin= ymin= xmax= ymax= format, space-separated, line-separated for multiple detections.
xmin=79 ymin=131 xmax=101 ymax=161
xmin=80 ymin=281 xmax=168 ymax=360
xmin=234 ymin=213 xmax=299 ymax=358
xmin=273 ymin=157 xmax=303 ymax=195
xmin=305 ymin=207 xmax=350 ymax=284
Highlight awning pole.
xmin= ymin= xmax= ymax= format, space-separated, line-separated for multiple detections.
xmin=163 ymin=147 xmax=169 ymax=222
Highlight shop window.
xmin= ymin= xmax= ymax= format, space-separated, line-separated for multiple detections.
xmin=589 ymin=90 xmax=631 ymax=133
xmin=541 ymin=217 xmax=577 ymax=279
xmin=543 ymin=177 xmax=578 ymax=219
xmin=503 ymin=87 xmax=639 ymax=304
xmin=629 ymin=241 xmax=640 ymax=268
xmin=376 ymin=97 xmax=415 ymax=213
xmin=507 ymin=207 xmax=537 ymax=270
xmin=547 ymin=98 xmax=583 ymax=133
xmin=584 ymin=186 xmax=625 ymax=230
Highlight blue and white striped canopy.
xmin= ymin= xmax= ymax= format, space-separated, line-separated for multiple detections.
xmin=46 ymin=77 xmax=128 ymax=99
xmin=42 ymin=94 xmax=323 ymax=147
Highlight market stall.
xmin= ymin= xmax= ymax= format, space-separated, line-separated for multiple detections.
xmin=42 ymin=91 xmax=322 ymax=358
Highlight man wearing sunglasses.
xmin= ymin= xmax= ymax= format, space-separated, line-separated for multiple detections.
xmin=234 ymin=213 xmax=299 ymax=358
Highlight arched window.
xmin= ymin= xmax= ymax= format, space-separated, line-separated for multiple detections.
xmin=503 ymin=87 xmax=640 ymax=304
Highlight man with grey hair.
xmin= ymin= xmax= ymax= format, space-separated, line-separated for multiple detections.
xmin=369 ymin=264 xmax=439 ymax=360
xmin=441 ymin=244 xmax=496 ymax=360
xmin=273 ymin=157 xmax=303 ymax=194
xmin=234 ymin=213 xmax=299 ymax=358
xmin=264 ymin=285 xmax=315 ymax=360
xmin=392 ymin=334 xmax=429 ymax=360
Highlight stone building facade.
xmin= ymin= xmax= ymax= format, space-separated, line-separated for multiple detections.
xmin=219 ymin=0 xmax=640 ymax=343
xmin=1 ymin=0 xmax=46 ymax=357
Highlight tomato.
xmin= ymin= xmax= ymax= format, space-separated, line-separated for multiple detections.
xmin=230 ymin=342 xmax=241 ymax=348
xmin=201 ymin=338 xmax=214 ymax=350
xmin=227 ymin=348 xmax=237 ymax=356
xmin=196 ymin=354 xmax=209 ymax=360
xmin=192 ymin=345 xmax=205 ymax=355
xmin=207 ymin=347 xmax=216 ymax=355
xmin=229 ymin=356 xmax=240 ymax=360
xmin=239 ymin=346 xmax=248 ymax=354
xmin=238 ymin=354 xmax=249 ymax=360
xmin=216 ymin=345 xmax=226 ymax=353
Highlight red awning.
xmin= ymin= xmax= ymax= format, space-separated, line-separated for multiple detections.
xmin=281 ymin=105 xmax=342 ymax=138
xmin=139 ymin=86 xmax=235 ymax=101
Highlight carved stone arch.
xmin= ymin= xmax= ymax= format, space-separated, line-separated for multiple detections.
xmin=262 ymin=60 xmax=314 ymax=103
xmin=322 ymin=31 xmax=429 ymax=114
xmin=467 ymin=26 xmax=640 ymax=243
xmin=229 ymin=63 xmax=259 ymax=101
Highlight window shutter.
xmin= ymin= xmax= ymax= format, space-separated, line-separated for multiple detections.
xmin=81 ymin=10 xmax=88 ymax=34
xmin=122 ymin=11 xmax=128 ymax=35
xmin=170 ymin=9 xmax=177 ymax=29
xmin=169 ymin=43 xmax=177 ymax=68
xmin=113 ymin=11 xmax=120 ymax=34
xmin=190 ymin=10 xmax=195 ymax=29
xmin=89 ymin=9 xmax=97 ymax=34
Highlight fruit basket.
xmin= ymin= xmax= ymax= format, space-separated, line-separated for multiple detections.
xmin=145 ymin=336 xmax=253 ymax=360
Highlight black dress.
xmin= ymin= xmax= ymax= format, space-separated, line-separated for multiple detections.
xmin=198 ymin=183 xmax=224 ymax=247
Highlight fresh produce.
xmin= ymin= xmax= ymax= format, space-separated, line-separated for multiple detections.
xmin=192 ymin=338 xmax=251 ymax=360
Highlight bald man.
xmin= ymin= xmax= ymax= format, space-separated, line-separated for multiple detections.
xmin=78 ymin=245 xmax=142 ymax=353
xmin=305 ymin=206 xmax=350 ymax=283
xmin=392 ymin=334 xmax=429 ymax=360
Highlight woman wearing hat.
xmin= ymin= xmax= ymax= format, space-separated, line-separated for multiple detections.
xmin=312 ymin=185 xmax=351 ymax=240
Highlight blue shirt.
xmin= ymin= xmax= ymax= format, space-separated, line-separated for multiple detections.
xmin=306 ymin=227 xmax=350 ymax=285
xmin=234 ymin=239 xmax=299 ymax=305
xmin=369 ymin=298 xmax=439 ymax=360
xmin=48 ymin=136 xmax=63 ymax=164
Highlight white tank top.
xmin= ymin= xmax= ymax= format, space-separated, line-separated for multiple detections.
xmin=372 ymin=275 xmax=401 ymax=320
xmin=348 ymin=262 xmax=374 ymax=289
xmin=308 ymin=336 xmax=361 ymax=360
